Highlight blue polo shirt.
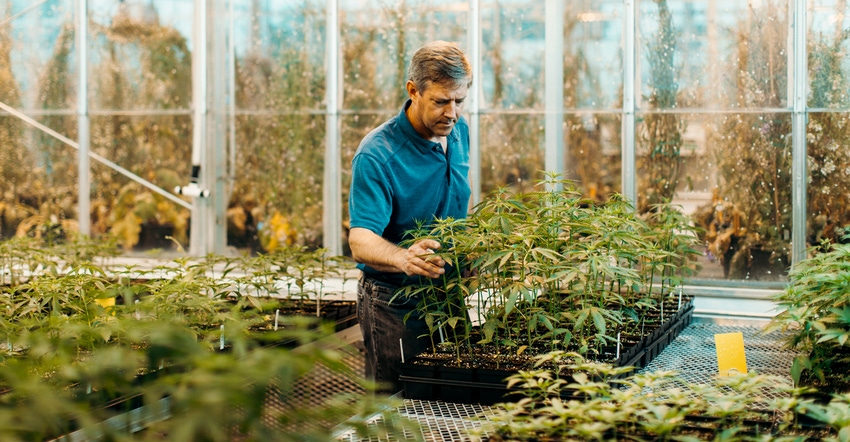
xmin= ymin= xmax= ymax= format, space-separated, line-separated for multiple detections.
xmin=349 ymin=99 xmax=471 ymax=286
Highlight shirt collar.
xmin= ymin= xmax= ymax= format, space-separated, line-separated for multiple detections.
xmin=399 ymin=99 xmax=458 ymax=154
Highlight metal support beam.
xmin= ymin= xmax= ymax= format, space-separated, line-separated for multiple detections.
xmin=622 ymin=0 xmax=637 ymax=204
xmin=76 ymin=0 xmax=90 ymax=235
xmin=324 ymin=0 xmax=342 ymax=256
xmin=0 ymin=101 xmax=191 ymax=210
xmin=210 ymin=0 xmax=229 ymax=254
xmin=468 ymin=0 xmax=481 ymax=205
xmin=791 ymin=0 xmax=807 ymax=264
xmin=191 ymin=0 xmax=210 ymax=255
xmin=544 ymin=0 xmax=564 ymax=186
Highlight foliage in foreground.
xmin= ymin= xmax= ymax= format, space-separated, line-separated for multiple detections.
xmin=0 ymin=236 xmax=406 ymax=441
xmin=472 ymin=351 xmax=850 ymax=441
xmin=767 ymin=241 xmax=850 ymax=393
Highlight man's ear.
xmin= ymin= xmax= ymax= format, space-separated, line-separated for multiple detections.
xmin=405 ymin=80 xmax=418 ymax=99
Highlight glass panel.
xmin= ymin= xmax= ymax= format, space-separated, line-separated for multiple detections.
xmin=564 ymin=112 xmax=621 ymax=200
xmin=807 ymin=3 xmax=850 ymax=247
xmin=339 ymin=0 xmax=469 ymax=111
xmin=89 ymin=0 xmax=193 ymax=111
xmin=479 ymin=113 xmax=544 ymax=195
xmin=808 ymin=1 xmax=850 ymax=109
xmin=807 ymin=112 xmax=850 ymax=246
xmin=233 ymin=0 xmax=326 ymax=112
xmin=233 ymin=114 xmax=325 ymax=251
xmin=89 ymin=115 xmax=192 ymax=250
xmin=4 ymin=0 xmax=75 ymax=111
xmin=480 ymin=0 xmax=544 ymax=110
xmin=565 ymin=0 xmax=624 ymax=110
xmin=643 ymin=112 xmax=792 ymax=282
xmin=637 ymin=0 xmax=790 ymax=110
xmin=807 ymin=0 xmax=850 ymax=109
xmin=0 ymin=115 xmax=78 ymax=240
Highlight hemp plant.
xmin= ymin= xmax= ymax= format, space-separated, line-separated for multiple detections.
xmin=473 ymin=351 xmax=818 ymax=441
xmin=0 ymin=236 xmax=411 ymax=440
xmin=397 ymin=173 xmax=701 ymax=365
xmin=767 ymin=241 xmax=850 ymax=393
xmin=396 ymin=217 xmax=476 ymax=362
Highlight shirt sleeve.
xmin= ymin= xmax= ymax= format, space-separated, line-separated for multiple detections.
xmin=349 ymin=152 xmax=393 ymax=236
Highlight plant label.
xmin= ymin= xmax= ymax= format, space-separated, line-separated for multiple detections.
xmin=714 ymin=332 xmax=747 ymax=376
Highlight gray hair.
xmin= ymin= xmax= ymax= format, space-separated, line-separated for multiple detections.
xmin=407 ymin=40 xmax=473 ymax=92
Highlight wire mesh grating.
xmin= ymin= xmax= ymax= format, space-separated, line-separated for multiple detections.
xmin=639 ymin=322 xmax=798 ymax=381
xmin=332 ymin=321 xmax=800 ymax=441
xmin=336 ymin=400 xmax=497 ymax=442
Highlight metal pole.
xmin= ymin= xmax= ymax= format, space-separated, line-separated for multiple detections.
xmin=791 ymin=0 xmax=807 ymax=264
xmin=0 ymin=101 xmax=191 ymax=210
xmin=622 ymin=0 xmax=637 ymax=204
xmin=191 ymin=0 xmax=208 ymax=255
xmin=77 ymin=0 xmax=90 ymax=235
xmin=324 ymin=0 xmax=342 ymax=255
xmin=544 ymin=0 xmax=564 ymax=187
xmin=210 ymin=0 xmax=228 ymax=253
xmin=468 ymin=0 xmax=481 ymax=205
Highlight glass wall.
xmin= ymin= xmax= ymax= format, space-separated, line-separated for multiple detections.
xmin=2 ymin=0 xmax=849 ymax=290
xmin=231 ymin=0 xmax=327 ymax=252
xmin=807 ymin=0 xmax=850 ymax=254
xmin=478 ymin=0 xmax=543 ymax=194
xmin=1 ymin=0 xmax=78 ymax=239
xmin=636 ymin=0 xmax=794 ymax=282
xmin=562 ymin=0 xmax=624 ymax=200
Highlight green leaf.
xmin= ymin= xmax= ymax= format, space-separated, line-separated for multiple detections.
xmin=539 ymin=315 xmax=554 ymax=332
xmin=99 ymin=328 xmax=112 ymax=342
xmin=504 ymin=292 xmax=519 ymax=317
xmin=591 ymin=309 xmax=607 ymax=335
xmin=790 ymin=355 xmax=810 ymax=386
xmin=447 ymin=316 xmax=460 ymax=329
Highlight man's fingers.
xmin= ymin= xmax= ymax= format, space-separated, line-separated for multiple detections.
xmin=416 ymin=254 xmax=444 ymax=278
xmin=419 ymin=239 xmax=441 ymax=251
xmin=405 ymin=240 xmax=445 ymax=278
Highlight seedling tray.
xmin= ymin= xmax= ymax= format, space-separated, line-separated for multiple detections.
xmin=400 ymin=301 xmax=695 ymax=405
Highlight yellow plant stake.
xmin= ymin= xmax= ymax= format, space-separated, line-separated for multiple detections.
xmin=715 ymin=332 xmax=747 ymax=376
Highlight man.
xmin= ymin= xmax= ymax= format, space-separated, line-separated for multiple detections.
xmin=348 ymin=40 xmax=473 ymax=394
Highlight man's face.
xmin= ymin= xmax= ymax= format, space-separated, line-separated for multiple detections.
xmin=407 ymin=80 xmax=469 ymax=141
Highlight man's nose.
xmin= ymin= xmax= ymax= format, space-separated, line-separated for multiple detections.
xmin=445 ymin=102 xmax=458 ymax=120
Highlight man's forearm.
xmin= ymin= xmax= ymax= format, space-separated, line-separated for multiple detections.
xmin=349 ymin=227 xmax=446 ymax=278
xmin=349 ymin=227 xmax=406 ymax=273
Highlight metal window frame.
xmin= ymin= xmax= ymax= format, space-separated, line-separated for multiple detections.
xmin=0 ymin=0 xmax=816 ymax=288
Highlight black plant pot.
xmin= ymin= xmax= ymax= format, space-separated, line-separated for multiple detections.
xmin=401 ymin=360 xmax=442 ymax=400
xmin=476 ymin=368 xmax=515 ymax=404
xmin=400 ymin=298 xmax=696 ymax=404
xmin=439 ymin=364 xmax=477 ymax=403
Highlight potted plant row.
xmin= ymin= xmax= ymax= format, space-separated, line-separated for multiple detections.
xmin=396 ymin=173 xmax=702 ymax=404
xmin=0 ymin=236 xmax=391 ymax=440
xmin=469 ymin=351 xmax=848 ymax=441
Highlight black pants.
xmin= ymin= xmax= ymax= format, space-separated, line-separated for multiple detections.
xmin=357 ymin=275 xmax=431 ymax=395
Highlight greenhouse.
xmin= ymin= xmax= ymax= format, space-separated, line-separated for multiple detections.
xmin=1 ymin=0 xmax=850 ymax=440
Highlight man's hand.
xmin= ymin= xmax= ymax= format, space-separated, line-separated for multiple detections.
xmin=349 ymin=227 xmax=446 ymax=279
xmin=402 ymin=239 xmax=446 ymax=278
